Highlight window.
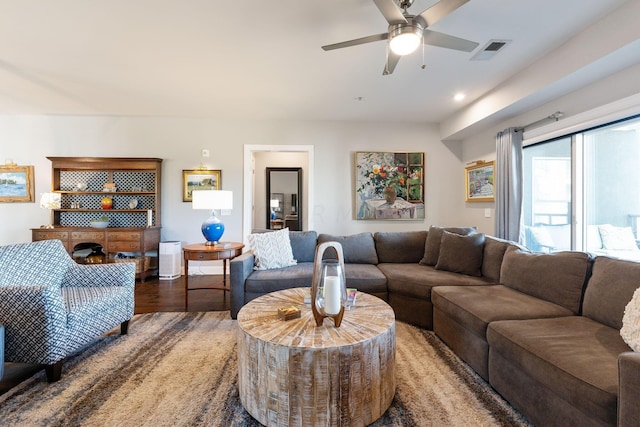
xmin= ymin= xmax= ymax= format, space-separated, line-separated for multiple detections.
xmin=523 ymin=115 xmax=640 ymax=261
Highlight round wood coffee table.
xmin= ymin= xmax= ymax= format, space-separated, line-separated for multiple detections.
xmin=237 ymin=287 xmax=396 ymax=427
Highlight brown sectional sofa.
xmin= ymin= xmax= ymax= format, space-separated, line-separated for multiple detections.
xmin=229 ymin=227 xmax=640 ymax=426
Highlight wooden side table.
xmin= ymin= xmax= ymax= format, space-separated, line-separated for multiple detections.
xmin=182 ymin=242 xmax=244 ymax=308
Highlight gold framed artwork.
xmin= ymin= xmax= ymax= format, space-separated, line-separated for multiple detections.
xmin=465 ymin=161 xmax=495 ymax=202
xmin=0 ymin=164 xmax=35 ymax=203
xmin=182 ymin=169 xmax=221 ymax=202
xmin=355 ymin=151 xmax=425 ymax=220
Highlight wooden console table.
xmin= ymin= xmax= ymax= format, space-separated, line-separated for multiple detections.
xmin=237 ymin=287 xmax=396 ymax=426
xmin=182 ymin=242 xmax=244 ymax=308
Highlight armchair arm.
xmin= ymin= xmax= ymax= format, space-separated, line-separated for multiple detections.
xmin=0 ymin=285 xmax=68 ymax=364
xmin=618 ymin=351 xmax=640 ymax=426
xmin=230 ymin=251 xmax=255 ymax=319
xmin=61 ymin=262 xmax=136 ymax=289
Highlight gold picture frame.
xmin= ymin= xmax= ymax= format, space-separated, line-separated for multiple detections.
xmin=182 ymin=169 xmax=221 ymax=202
xmin=465 ymin=161 xmax=495 ymax=202
xmin=0 ymin=164 xmax=35 ymax=203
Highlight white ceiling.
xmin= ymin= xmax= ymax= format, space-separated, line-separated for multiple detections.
xmin=0 ymin=0 xmax=635 ymax=126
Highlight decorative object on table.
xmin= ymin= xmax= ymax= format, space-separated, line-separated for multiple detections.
xmin=465 ymin=160 xmax=495 ymax=202
xmin=40 ymin=192 xmax=61 ymax=228
xmin=101 ymin=196 xmax=113 ymax=210
xmin=355 ymin=151 xmax=424 ymax=220
xmin=182 ymin=169 xmax=221 ymax=202
xmin=347 ymin=288 xmax=358 ymax=310
xmin=128 ymin=198 xmax=138 ymax=209
xmin=89 ymin=215 xmax=110 ymax=228
xmin=192 ymin=189 xmax=233 ymax=245
xmin=0 ymin=164 xmax=35 ymax=203
xmin=277 ymin=306 xmax=301 ymax=321
xmin=311 ymin=241 xmax=347 ymax=327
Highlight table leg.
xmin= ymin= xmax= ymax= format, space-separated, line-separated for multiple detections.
xmin=184 ymin=256 xmax=189 ymax=310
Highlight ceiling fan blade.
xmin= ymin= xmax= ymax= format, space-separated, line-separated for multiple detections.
xmin=383 ymin=51 xmax=401 ymax=75
xmin=322 ymin=33 xmax=388 ymax=51
xmin=423 ymin=29 xmax=478 ymax=52
xmin=373 ymin=0 xmax=408 ymax=25
xmin=416 ymin=0 xmax=470 ymax=27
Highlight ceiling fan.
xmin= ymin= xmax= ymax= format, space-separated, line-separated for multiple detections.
xmin=322 ymin=0 xmax=479 ymax=75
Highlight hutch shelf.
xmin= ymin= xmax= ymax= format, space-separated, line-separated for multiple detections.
xmin=32 ymin=157 xmax=163 ymax=281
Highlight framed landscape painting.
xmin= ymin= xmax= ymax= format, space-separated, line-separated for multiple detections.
xmin=355 ymin=151 xmax=425 ymax=220
xmin=465 ymin=161 xmax=495 ymax=202
xmin=0 ymin=165 xmax=35 ymax=203
xmin=182 ymin=169 xmax=221 ymax=202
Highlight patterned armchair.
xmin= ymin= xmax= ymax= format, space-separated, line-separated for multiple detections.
xmin=0 ymin=239 xmax=135 ymax=382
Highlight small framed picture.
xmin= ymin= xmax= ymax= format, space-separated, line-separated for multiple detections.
xmin=0 ymin=165 xmax=35 ymax=203
xmin=465 ymin=161 xmax=495 ymax=202
xmin=182 ymin=169 xmax=221 ymax=202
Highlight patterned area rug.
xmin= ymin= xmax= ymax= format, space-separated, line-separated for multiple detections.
xmin=0 ymin=312 xmax=531 ymax=426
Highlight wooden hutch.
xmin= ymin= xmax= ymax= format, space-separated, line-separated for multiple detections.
xmin=32 ymin=157 xmax=162 ymax=281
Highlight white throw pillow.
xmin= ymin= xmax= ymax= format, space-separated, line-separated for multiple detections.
xmin=621 ymin=287 xmax=640 ymax=351
xmin=247 ymin=228 xmax=297 ymax=270
xmin=598 ymin=224 xmax=639 ymax=251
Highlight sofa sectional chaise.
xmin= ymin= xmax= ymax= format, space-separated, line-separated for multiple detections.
xmin=230 ymin=227 xmax=640 ymax=426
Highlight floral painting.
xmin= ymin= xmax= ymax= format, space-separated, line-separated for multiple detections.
xmin=355 ymin=152 xmax=425 ymax=220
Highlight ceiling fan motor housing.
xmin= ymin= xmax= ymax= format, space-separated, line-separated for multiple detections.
xmin=388 ymin=19 xmax=424 ymax=55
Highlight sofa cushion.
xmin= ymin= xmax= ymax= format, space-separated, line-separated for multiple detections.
xmin=244 ymin=263 xmax=314 ymax=294
xmin=289 ymin=230 xmax=318 ymax=262
xmin=481 ymin=236 xmax=515 ymax=282
xmin=344 ymin=264 xmax=388 ymax=293
xmin=499 ymin=249 xmax=591 ymax=314
xmin=318 ymin=233 xmax=378 ymax=264
xmin=435 ymin=231 xmax=485 ymax=277
xmin=247 ymin=228 xmax=297 ymax=270
xmin=488 ymin=317 xmax=631 ymax=426
xmin=378 ymin=263 xmax=493 ymax=300
xmin=420 ymin=226 xmax=476 ymax=266
xmin=598 ymin=224 xmax=638 ymax=251
xmin=374 ymin=231 xmax=427 ymax=263
xmin=433 ymin=285 xmax=573 ymax=338
xmin=583 ymin=256 xmax=640 ymax=330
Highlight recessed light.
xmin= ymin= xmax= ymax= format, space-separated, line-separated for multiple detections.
xmin=453 ymin=93 xmax=465 ymax=102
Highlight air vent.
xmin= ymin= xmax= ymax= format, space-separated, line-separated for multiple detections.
xmin=471 ymin=39 xmax=511 ymax=61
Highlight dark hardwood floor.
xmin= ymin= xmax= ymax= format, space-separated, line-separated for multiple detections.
xmin=135 ymin=274 xmax=231 ymax=313
xmin=1 ymin=274 xmax=229 ymax=394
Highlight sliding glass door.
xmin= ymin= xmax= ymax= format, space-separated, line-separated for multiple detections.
xmin=523 ymin=115 xmax=640 ymax=261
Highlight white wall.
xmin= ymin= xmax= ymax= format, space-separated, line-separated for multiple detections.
xmin=0 ymin=117 xmax=464 ymax=248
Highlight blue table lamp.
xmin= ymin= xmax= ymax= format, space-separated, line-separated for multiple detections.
xmin=192 ymin=190 xmax=233 ymax=246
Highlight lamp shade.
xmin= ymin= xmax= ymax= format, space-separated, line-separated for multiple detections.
xmin=192 ymin=190 xmax=233 ymax=245
xmin=192 ymin=190 xmax=233 ymax=210
xmin=40 ymin=192 xmax=61 ymax=209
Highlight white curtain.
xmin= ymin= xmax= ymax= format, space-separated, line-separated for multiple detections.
xmin=495 ymin=128 xmax=523 ymax=242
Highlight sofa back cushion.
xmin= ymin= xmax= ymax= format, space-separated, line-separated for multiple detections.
xmin=583 ymin=256 xmax=640 ymax=330
xmin=374 ymin=231 xmax=427 ymax=263
xmin=481 ymin=235 xmax=517 ymax=282
xmin=435 ymin=231 xmax=485 ymax=276
xmin=500 ymin=248 xmax=591 ymax=314
xmin=318 ymin=232 xmax=378 ymax=264
xmin=420 ymin=226 xmax=476 ymax=266
xmin=289 ymin=230 xmax=318 ymax=262
xmin=0 ymin=240 xmax=73 ymax=288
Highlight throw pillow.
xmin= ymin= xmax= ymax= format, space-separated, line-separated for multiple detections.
xmin=247 ymin=228 xmax=296 ymax=270
xmin=621 ymin=287 xmax=640 ymax=352
xmin=435 ymin=231 xmax=485 ymax=276
xmin=420 ymin=226 xmax=476 ymax=266
xmin=598 ymin=224 xmax=639 ymax=251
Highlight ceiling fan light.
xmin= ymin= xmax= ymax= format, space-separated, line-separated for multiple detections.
xmin=389 ymin=24 xmax=423 ymax=56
